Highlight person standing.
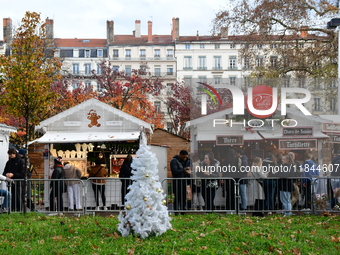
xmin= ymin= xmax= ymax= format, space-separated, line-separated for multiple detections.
xmin=63 ymin=162 xmax=82 ymax=211
xmin=262 ymin=152 xmax=278 ymax=213
xmin=236 ymin=149 xmax=249 ymax=211
xmin=248 ymin=157 xmax=267 ymax=217
xmin=189 ymin=153 xmax=205 ymax=210
xmin=331 ymin=150 xmax=340 ymax=208
xmin=49 ymin=157 xmax=66 ymax=212
xmin=3 ymin=148 xmax=25 ymax=211
xmin=198 ymin=152 xmax=220 ymax=212
xmin=89 ymin=162 xmax=108 ymax=210
xmin=18 ymin=148 xmax=35 ymax=211
xmin=0 ymin=175 xmax=13 ymax=213
xmin=119 ymin=154 xmax=133 ymax=205
xmin=301 ymin=153 xmax=319 ymax=210
xmin=277 ymin=155 xmax=295 ymax=216
xmin=170 ymin=150 xmax=190 ymax=215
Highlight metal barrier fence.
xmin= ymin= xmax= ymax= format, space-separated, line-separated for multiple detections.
xmin=1 ymin=177 xmax=339 ymax=216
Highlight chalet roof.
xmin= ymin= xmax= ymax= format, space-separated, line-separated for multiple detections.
xmin=35 ymin=98 xmax=152 ymax=143
xmin=54 ymin=38 xmax=107 ymax=48
xmin=0 ymin=123 xmax=17 ymax=133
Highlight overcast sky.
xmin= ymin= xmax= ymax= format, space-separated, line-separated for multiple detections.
xmin=0 ymin=0 xmax=229 ymax=39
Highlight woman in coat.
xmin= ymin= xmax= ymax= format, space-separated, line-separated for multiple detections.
xmin=197 ymin=152 xmax=220 ymax=212
xmin=247 ymin=157 xmax=267 ymax=217
xmin=50 ymin=157 xmax=66 ymax=212
xmin=119 ymin=154 xmax=133 ymax=205
xmin=89 ymin=162 xmax=108 ymax=210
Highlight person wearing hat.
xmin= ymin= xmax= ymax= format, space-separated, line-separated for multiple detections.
xmin=18 ymin=148 xmax=35 ymax=211
xmin=49 ymin=157 xmax=66 ymax=212
xmin=3 ymin=148 xmax=25 ymax=211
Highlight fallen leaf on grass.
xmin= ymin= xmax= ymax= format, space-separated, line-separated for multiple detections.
xmin=331 ymin=236 xmax=340 ymax=243
xmin=250 ymin=231 xmax=257 ymax=237
xmin=291 ymin=248 xmax=301 ymax=255
xmin=199 ymin=246 xmax=208 ymax=250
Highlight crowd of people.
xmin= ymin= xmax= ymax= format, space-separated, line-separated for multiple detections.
xmin=2 ymin=146 xmax=340 ymax=215
xmin=170 ymin=148 xmax=340 ymax=216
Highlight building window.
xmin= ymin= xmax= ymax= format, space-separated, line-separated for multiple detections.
xmin=215 ymin=44 xmax=220 ymax=49
xmin=200 ymin=44 xmax=205 ymax=49
xmin=167 ymin=65 xmax=174 ymax=75
xmin=198 ymin=56 xmax=206 ymax=70
xmin=270 ymin=44 xmax=277 ymax=49
xmin=185 ymin=44 xmax=190 ymax=49
xmin=257 ymin=44 xmax=263 ymax=49
xmin=167 ymin=122 xmax=174 ymax=133
xmin=314 ymin=98 xmax=321 ymax=111
xmin=73 ymin=81 xmax=79 ymax=89
xmin=284 ymin=76 xmax=290 ymax=87
xmin=230 ymin=44 xmax=235 ymax=49
xmin=154 ymin=49 xmax=160 ymax=57
xmin=140 ymin=65 xmax=147 ymax=74
xmin=167 ymin=49 xmax=173 ymax=57
xmin=85 ymin=49 xmax=90 ymax=58
xmin=166 ymin=83 xmax=173 ymax=95
xmin=330 ymin=98 xmax=336 ymax=112
xmin=243 ymin=76 xmax=250 ymax=89
xmin=113 ymin=50 xmax=119 ymax=58
xmin=298 ymin=77 xmax=306 ymax=88
xmin=214 ymin=76 xmax=221 ymax=85
xmin=244 ymin=57 xmax=250 ymax=69
xmin=154 ymin=66 xmax=161 ymax=77
xmin=125 ymin=65 xmax=131 ymax=76
xmin=256 ymin=56 xmax=263 ymax=67
xmin=140 ymin=49 xmax=146 ymax=57
xmin=113 ymin=66 xmax=119 ymax=72
xmin=154 ymin=101 xmax=161 ymax=112
xmin=199 ymin=76 xmax=207 ymax=83
xmin=229 ymin=76 xmax=236 ymax=86
xmin=97 ymin=49 xmax=103 ymax=58
xmin=84 ymin=81 xmax=92 ymax=89
xmin=270 ymin=56 xmax=278 ymax=68
xmin=184 ymin=76 xmax=192 ymax=86
xmin=97 ymin=83 xmax=103 ymax=92
xmin=84 ymin=63 xmax=91 ymax=75
xmin=125 ymin=49 xmax=131 ymax=58
xmin=229 ymin=56 xmax=237 ymax=69
xmin=184 ymin=56 xmax=192 ymax=70
xmin=73 ymin=63 xmax=79 ymax=74
xmin=97 ymin=64 xmax=102 ymax=75
xmin=213 ymin=56 xmax=222 ymax=70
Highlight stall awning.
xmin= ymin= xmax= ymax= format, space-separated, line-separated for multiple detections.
xmin=258 ymin=131 xmax=329 ymax=140
xmin=37 ymin=131 xmax=141 ymax=143
xmin=196 ymin=131 xmax=263 ymax=141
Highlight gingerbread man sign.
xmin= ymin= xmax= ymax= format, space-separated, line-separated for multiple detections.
xmin=87 ymin=109 xmax=101 ymax=127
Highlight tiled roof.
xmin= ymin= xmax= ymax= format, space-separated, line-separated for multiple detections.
xmin=108 ymin=35 xmax=173 ymax=45
xmin=54 ymin=38 xmax=107 ymax=48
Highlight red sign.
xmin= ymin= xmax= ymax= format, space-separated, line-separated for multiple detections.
xmin=246 ymin=85 xmax=279 ymax=118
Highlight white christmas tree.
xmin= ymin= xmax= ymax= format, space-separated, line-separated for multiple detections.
xmin=118 ymin=133 xmax=172 ymax=239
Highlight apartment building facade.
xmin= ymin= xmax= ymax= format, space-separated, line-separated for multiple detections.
xmin=1 ymin=17 xmax=337 ymax=120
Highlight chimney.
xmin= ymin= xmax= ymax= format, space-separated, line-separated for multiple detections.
xmin=148 ymin=21 xmax=153 ymax=42
xmin=171 ymin=17 xmax=179 ymax=41
xmin=45 ymin=18 xmax=54 ymax=39
xmin=300 ymin=26 xmax=308 ymax=38
xmin=3 ymin=18 xmax=12 ymax=44
xmin=107 ymin=20 xmax=114 ymax=44
xmin=220 ymin=27 xmax=228 ymax=38
xmin=134 ymin=20 xmax=141 ymax=38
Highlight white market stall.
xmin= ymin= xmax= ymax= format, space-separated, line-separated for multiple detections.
xmin=34 ymin=98 xmax=167 ymax=209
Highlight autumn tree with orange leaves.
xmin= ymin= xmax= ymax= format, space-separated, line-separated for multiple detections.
xmin=0 ymin=11 xmax=62 ymax=213
xmin=92 ymin=61 xmax=165 ymax=128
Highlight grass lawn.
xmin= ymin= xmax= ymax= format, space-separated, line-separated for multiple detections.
xmin=0 ymin=212 xmax=339 ymax=254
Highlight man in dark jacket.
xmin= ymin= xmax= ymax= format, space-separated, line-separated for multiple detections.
xmin=170 ymin=150 xmax=190 ymax=214
xmin=3 ymin=148 xmax=25 ymax=211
